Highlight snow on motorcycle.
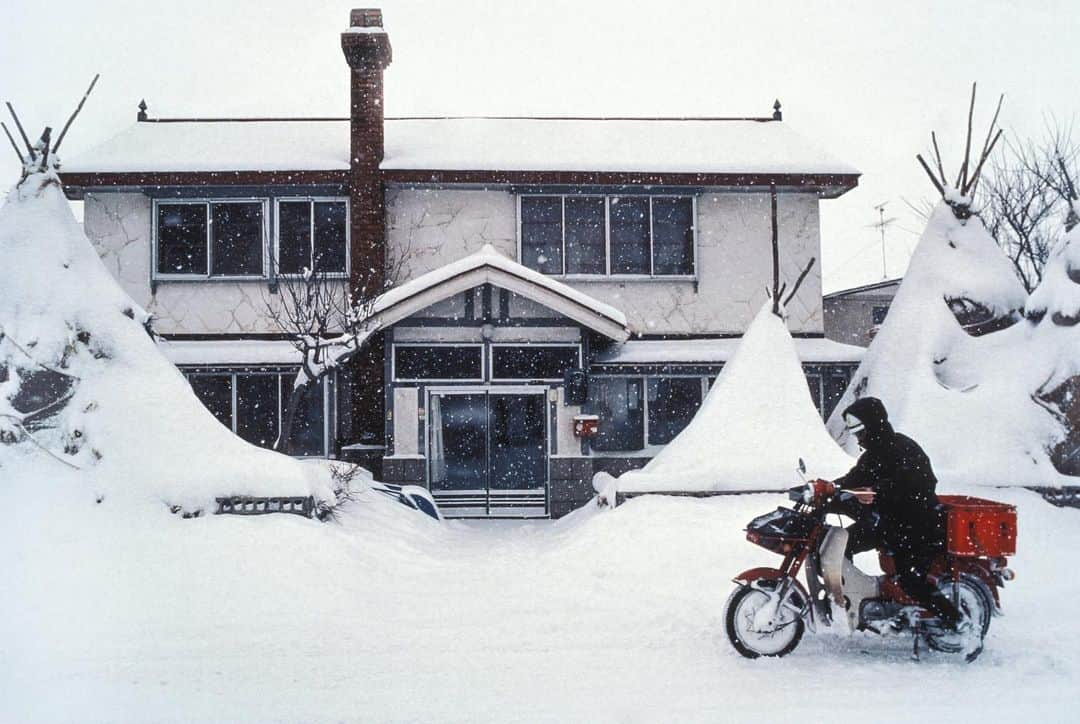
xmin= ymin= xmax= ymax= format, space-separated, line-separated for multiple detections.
xmin=723 ymin=466 xmax=1017 ymax=662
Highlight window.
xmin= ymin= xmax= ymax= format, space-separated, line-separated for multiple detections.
xmin=520 ymin=196 xmax=563 ymax=274
xmin=184 ymin=369 xmax=332 ymax=456
xmin=804 ymin=366 xmax=854 ymax=421
xmin=610 ymin=197 xmax=651 ymax=274
xmin=647 ymin=377 xmax=703 ymax=445
xmin=519 ymin=194 xmax=695 ymax=277
xmin=871 ymin=305 xmax=890 ymax=325
xmin=588 ymin=375 xmax=707 ymax=451
xmin=155 ymin=200 xmax=266 ymax=277
xmin=490 ymin=345 xmax=581 ymax=381
xmin=589 ymin=377 xmax=645 ymax=452
xmin=393 ymin=345 xmax=484 ymax=381
xmin=276 ymin=199 xmax=349 ymax=275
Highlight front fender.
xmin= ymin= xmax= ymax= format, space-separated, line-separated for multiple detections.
xmin=733 ymin=567 xmax=810 ymax=601
xmin=734 ymin=566 xmax=788 ymax=585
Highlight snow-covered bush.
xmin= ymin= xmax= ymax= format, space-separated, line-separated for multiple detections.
xmin=611 ymin=300 xmax=853 ymax=494
xmin=0 ymin=168 xmax=334 ymax=513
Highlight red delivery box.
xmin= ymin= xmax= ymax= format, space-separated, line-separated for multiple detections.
xmin=939 ymin=495 xmax=1017 ymax=557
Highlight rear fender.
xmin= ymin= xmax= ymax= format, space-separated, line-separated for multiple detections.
xmin=945 ymin=562 xmax=1003 ymax=613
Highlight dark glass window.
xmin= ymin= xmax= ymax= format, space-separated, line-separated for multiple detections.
xmin=157 ymin=204 xmax=208 ymax=275
xmin=651 ymin=197 xmax=694 ymax=275
xmin=394 ymin=346 xmax=483 ymax=380
xmin=491 ymin=346 xmax=580 ymax=380
xmin=610 ymin=196 xmax=651 ymax=274
xmin=277 ymin=201 xmax=312 ymax=274
xmin=872 ymin=305 xmax=890 ymax=325
xmin=823 ymin=370 xmax=851 ymax=420
xmin=277 ymin=200 xmax=348 ymax=276
xmin=565 ymin=197 xmax=606 ymax=275
xmin=313 ymin=201 xmax=348 ymax=274
xmin=520 ymin=197 xmax=563 ymax=274
xmin=647 ymin=377 xmax=703 ymax=445
xmin=186 ymin=370 xmax=329 ymax=456
xmin=236 ymin=374 xmax=280 ymax=448
xmin=211 ymin=202 xmax=263 ymax=276
xmin=188 ymin=374 xmax=232 ymax=429
xmin=588 ymin=377 xmax=644 ymax=452
xmin=521 ymin=194 xmax=695 ymax=277
xmin=289 ymin=377 xmax=326 ymax=456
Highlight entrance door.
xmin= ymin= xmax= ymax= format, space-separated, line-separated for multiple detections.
xmin=428 ymin=389 xmax=548 ymax=517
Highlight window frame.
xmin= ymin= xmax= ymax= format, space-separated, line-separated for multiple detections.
xmin=516 ymin=193 xmax=698 ymax=280
xmin=273 ymin=196 xmax=352 ymax=279
xmin=152 ymin=198 xmax=270 ymax=281
xmin=488 ymin=343 xmax=583 ymax=383
xmin=391 ymin=343 xmax=486 ymax=383
xmin=181 ymin=366 xmax=335 ymax=457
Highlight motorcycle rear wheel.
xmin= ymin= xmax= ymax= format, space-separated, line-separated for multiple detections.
xmin=925 ymin=576 xmax=993 ymax=659
xmin=724 ymin=579 xmax=806 ymax=659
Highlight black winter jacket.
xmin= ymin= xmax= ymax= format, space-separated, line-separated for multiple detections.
xmin=835 ymin=397 xmax=945 ymax=555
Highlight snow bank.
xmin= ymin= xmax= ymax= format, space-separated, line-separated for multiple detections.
xmin=827 ymin=201 xmax=1068 ymax=487
xmin=0 ymin=171 xmax=333 ymax=513
xmin=613 ymin=301 xmax=853 ymax=493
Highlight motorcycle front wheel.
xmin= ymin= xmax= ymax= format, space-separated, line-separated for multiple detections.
xmin=724 ymin=578 xmax=806 ymax=659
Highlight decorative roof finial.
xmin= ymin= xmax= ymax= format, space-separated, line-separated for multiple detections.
xmin=772 ymin=99 xmax=782 ymax=121
xmin=137 ymin=99 xmax=148 ymax=122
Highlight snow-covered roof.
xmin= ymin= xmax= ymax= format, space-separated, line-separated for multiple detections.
xmin=62 ymin=118 xmax=859 ymax=178
xmin=594 ymin=337 xmax=864 ymax=365
xmin=823 ymin=278 xmax=903 ymax=300
xmin=369 ymin=244 xmax=631 ymax=340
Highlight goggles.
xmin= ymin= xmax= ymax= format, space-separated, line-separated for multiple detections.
xmin=843 ymin=414 xmax=866 ymax=434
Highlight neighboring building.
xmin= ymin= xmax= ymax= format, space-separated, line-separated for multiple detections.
xmin=60 ymin=8 xmax=863 ymax=518
xmin=823 ymin=278 xmax=901 ymax=347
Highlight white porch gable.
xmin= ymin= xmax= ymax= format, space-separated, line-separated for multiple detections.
xmin=370 ymin=244 xmax=632 ymax=340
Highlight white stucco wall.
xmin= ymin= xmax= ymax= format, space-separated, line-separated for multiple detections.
xmin=84 ymin=193 xmax=345 ymax=335
xmin=385 ymin=187 xmax=825 ymax=335
xmin=85 ymin=186 xmax=826 ymax=337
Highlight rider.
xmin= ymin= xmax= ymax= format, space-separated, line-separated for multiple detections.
xmin=832 ymin=396 xmax=961 ymax=628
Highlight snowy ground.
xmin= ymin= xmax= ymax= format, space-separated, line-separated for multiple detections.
xmin=3 ymin=483 xmax=1078 ymax=724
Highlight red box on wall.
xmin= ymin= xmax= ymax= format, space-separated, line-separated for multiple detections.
xmin=939 ymin=495 xmax=1017 ymax=557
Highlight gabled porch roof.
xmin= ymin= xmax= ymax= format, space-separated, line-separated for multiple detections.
xmin=370 ymin=245 xmax=631 ymax=341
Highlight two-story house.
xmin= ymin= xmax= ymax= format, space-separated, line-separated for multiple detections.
xmin=60 ymin=8 xmax=862 ymax=518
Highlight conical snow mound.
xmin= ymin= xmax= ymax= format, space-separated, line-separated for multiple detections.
xmin=0 ymin=172 xmax=333 ymax=512
xmin=827 ymin=201 xmax=1067 ymax=487
xmin=614 ymin=301 xmax=853 ymax=493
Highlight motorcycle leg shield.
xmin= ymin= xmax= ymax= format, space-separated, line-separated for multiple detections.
xmin=819 ymin=526 xmax=848 ymax=609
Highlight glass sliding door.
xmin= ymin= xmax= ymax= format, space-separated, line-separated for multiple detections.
xmin=427 ymin=389 xmax=548 ymax=517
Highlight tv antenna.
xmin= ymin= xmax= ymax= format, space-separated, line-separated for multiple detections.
xmin=869 ymin=201 xmax=898 ymax=279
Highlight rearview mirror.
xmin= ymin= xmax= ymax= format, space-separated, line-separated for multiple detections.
xmin=797 ymin=458 xmax=806 ymax=475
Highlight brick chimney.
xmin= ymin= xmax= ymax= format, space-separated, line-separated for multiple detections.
xmin=341 ymin=9 xmax=392 ymax=463
xmin=341 ymin=8 xmax=392 ymax=296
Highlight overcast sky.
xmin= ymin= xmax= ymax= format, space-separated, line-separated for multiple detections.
xmin=2 ymin=0 xmax=1078 ymax=292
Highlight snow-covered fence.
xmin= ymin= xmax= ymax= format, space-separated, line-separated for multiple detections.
xmin=1029 ymin=487 xmax=1080 ymax=509
xmin=215 ymin=496 xmax=315 ymax=518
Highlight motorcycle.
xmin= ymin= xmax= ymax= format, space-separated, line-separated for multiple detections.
xmin=722 ymin=465 xmax=1017 ymax=662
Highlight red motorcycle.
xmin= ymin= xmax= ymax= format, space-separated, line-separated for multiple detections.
xmin=723 ymin=476 xmax=1016 ymax=662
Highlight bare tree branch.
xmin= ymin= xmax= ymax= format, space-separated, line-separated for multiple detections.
xmin=783 ymin=257 xmax=816 ymax=307
xmin=5 ymin=102 xmax=33 ymax=157
xmin=1 ymin=121 xmax=25 ymax=165
xmin=957 ymin=82 xmax=977 ymax=190
xmin=53 ymin=74 xmax=100 ymax=154
xmin=916 ymin=153 xmax=947 ymax=196
xmin=931 ymin=131 xmax=948 ymax=186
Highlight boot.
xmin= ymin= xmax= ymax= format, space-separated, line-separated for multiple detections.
xmin=927 ymin=591 xmax=962 ymax=629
